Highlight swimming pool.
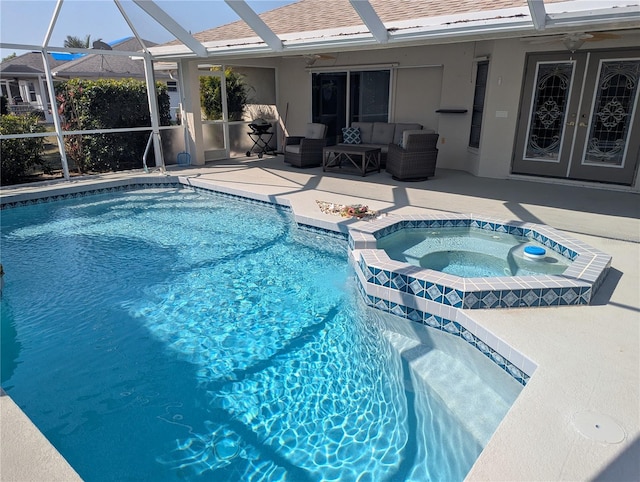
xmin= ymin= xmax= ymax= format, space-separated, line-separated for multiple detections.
xmin=0 ymin=187 xmax=522 ymax=481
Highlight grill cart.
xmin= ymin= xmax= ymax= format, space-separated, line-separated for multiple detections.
xmin=246 ymin=119 xmax=275 ymax=158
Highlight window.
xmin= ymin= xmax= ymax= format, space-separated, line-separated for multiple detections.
xmin=27 ymin=82 xmax=37 ymax=102
xmin=167 ymin=81 xmax=177 ymax=93
xmin=312 ymin=69 xmax=390 ymax=142
xmin=469 ymin=61 xmax=489 ymax=148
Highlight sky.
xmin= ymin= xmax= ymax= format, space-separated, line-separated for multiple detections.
xmin=0 ymin=0 xmax=296 ymax=60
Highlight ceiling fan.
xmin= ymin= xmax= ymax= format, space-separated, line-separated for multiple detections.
xmin=282 ymin=53 xmax=336 ymax=66
xmin=522 ymin=31 xmax=622 ymax=52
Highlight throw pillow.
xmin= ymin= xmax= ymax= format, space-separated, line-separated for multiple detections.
xmin=342 ymin=127 xmax=361 ymax=145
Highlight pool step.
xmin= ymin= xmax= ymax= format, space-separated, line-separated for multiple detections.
xmin=384 ymin=330 xmax=514 ymax=447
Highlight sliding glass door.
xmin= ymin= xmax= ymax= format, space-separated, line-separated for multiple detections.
xmin=312 ymin=69 xmax=390 ymax=143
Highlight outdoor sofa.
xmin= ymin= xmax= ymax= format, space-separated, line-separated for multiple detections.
xmin=338 ymin=121 xmax=423 ymax=167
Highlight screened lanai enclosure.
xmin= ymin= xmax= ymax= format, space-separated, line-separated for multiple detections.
xmin=1 ymin=0 xmax=639 ymax=188
xmin=0 ymin=0 xmax=283 ymax=185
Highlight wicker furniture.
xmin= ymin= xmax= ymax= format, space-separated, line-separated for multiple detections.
xmin=284 ymin=123 xmax=328 ymax=167
xmin=338 ymin=122 xmax=422 ymax=167
xmin=386 ymin=131 xmax=439 ymax=181
xmin=323 ymin=145 xmax=381 ymax=177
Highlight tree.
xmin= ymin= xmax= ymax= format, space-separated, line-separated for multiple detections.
xmin=200 ymin=68 xmax=251 ymax=121
xmin=63 ymin=35 xmax=99 ymax=48
xmin=1 ymin=52 xmax=16 ymax=63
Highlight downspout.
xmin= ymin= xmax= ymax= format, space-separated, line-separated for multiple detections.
xmin=142 ymin=53 xmax=165 ymax=172
xmin=41 ymin=48 xmax=70 ymax=181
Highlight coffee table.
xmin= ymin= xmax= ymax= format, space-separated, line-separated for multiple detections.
xmin=323 ymin=145 xmax=381 ymax=177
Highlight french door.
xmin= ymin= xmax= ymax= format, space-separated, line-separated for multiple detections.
xmin=513 ymin=50 xmax=640 ymax=185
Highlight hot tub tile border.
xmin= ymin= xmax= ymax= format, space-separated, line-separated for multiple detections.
xmin=350 ymin=214 xmax=611 ymax=310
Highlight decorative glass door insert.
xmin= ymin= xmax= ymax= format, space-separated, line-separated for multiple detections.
xmin=582 ymin=60 xmax=640 ymax=166
xmin=525 ymin=62 xmax=574 ymax=162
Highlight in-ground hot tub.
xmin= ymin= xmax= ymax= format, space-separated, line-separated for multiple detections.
xmin=377 ymin=226 xmax=571 ymax=278
xmin=350 ymin=213 xmax=611 ymax=310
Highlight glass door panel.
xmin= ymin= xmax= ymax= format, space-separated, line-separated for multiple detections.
xmin=312 ymin=72 xmax=347 ymax=144
xmin=569 ymin=54 xmax=640 ymax=184
xmin=199 ymin=71 xmax=228 ymax=160
xmin=349 ymin=70 xmax=390 ymax=123
xmin=513 ymin=53 xmax=585 ymax=178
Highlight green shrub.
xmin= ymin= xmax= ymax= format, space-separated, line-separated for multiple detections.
xmin=200 ymin=68 xmax=249 ymax=121
xmin=0 ymin=114 xmax=47 ymax=185
xmin=55 ymin=78 xmax=171 ymax=173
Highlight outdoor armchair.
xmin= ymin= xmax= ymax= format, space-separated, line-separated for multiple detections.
xmin=386 ymin=130 xmax=439 ymax=181
xmin=284 ymin=123 xmax=328 ymax=167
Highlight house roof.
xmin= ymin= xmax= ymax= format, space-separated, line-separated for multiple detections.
xmin=189 ymin=0 xmax=565 ymax=43
xmin=0 ymin=52 xmax=66 ymax=77
xmin=52 ymin=37 xmax=157 ymax=79
xmin=151 ymin=0 xmax=640 ymax=59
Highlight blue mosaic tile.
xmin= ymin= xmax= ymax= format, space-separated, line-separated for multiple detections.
xmin=480 ymin=291 xmax=500 ymax=309
xmin=406 ymin=308 xmax=424 ymax=323
xmin=540 ymin=288 xmax=560 ymax=307
xmin=500 ymin=290 xmax=520 ymax=308
xmin=461 ymin=327 xmax=476 ymax=346
xmin=443 ymin=287 xmax=463 ymax=307
xmin=407 ymin=277 xmax=425 ymax=297
xmin=390 ymin=303 xmax=406 ymax=317
xmin=443 ymin=320 xmax=461 ymax=336
xmin=490 ymin=349 xmax=506 ymax=369
xmin=425 ymin=283 xmax=444 ymax=302
xmin=559 ymin=288 xmax=580 ymax=305
xmin=464 ymin=292 xmax=481 ymax=309
xmin=390 ymin=273 xmax=408 ymax=292
xmin=424 ymin=314 xmax=442 ymax=329
xmin=521 ymin=289 xmax=541 ymax=307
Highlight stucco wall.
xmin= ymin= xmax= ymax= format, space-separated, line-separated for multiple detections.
xmin=183 ymin=36 xmax=639 ymax=189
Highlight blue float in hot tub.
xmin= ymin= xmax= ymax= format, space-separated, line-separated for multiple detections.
xmin=524 ymin=245 xmax=546 ymax=260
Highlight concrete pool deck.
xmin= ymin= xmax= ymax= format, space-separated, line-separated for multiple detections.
xmin=1 ymin=157 xmax=638 ymax=481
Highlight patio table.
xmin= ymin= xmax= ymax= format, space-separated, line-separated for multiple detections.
xmin=323 ymin=145 xmax=381 ymax=177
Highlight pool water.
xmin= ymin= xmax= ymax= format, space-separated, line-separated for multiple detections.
xmin=1 ymin=189 xmax=521 ymax=481
xmin=378 ymin=227 xmax=571 ymax=277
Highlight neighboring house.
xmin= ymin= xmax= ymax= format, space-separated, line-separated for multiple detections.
xmin=0 ymin=37 xmax=180 ymax=122
xmin=0 ymin=52 xmax=66 ymax=121
xmin=150 ymin=0 xmax=640 ymax=188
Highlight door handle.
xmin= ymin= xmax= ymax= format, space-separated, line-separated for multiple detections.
xmin=567 ymin=121 xmax=575 ymax=126
xmin=579 ymin=122 xmax=587 ymax=127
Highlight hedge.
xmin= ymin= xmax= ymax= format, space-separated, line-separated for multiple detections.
xmin=55 ymin=78 xmax=171 ymax=173
xmin=0 ymin=114 xmax=47 ymax=185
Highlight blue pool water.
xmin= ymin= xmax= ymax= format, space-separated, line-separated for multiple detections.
xmin=1 ymin=188 xmax=521 ymax=481
xmin=378 ymin=227 xmax=571 ymax=277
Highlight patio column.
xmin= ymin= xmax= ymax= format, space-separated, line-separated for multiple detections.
xmin=179 ymin=59 xmax=205 ymax=166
